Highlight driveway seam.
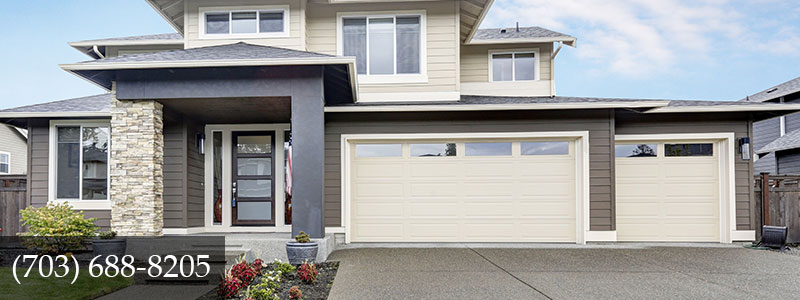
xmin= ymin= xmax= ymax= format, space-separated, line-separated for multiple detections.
xmin=468 ymin=247 xmax=553 ymax=300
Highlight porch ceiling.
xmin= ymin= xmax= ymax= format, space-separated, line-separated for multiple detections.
xmin=158 ymin=97 xmax=291 ymax=124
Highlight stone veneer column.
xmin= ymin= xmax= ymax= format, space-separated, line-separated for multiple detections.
xmin=109 ymin=96 xmax=164 ymax=236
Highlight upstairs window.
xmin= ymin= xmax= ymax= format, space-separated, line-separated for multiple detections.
xmin=491 ymin=51 xmax=538 ymax=82
xmin=341 ymin=13 xmax=425 ymax=82
xmin=202 ymin=7 xmax=288 ymax=37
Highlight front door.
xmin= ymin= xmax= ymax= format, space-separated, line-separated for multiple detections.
xmin=232 ymin=131 xmax=275 ymax=226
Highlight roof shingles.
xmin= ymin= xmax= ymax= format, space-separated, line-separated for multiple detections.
xmin=472 ymin=26 xmax=574 ymax=41
xmin=80 ymin=42 xmax=335 ymax=64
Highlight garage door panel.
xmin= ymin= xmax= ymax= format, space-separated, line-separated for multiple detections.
xmin=616 ymin=140 xmax=720 ymax=242
xmin=354 ymin=203 xmax=404 ymax=217
xmin=351 ymin=139 xmax=578 ymax=243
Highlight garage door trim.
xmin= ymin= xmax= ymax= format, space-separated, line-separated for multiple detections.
xmin=341 ymin=131 xmax=591 ymax=244
xmin=615 ymin=133 xmax=742 ymax=243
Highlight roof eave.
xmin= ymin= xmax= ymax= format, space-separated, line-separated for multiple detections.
xmin=464 ymin=0 xmax=495 ymax=44
xmin=643 ymin=104 xmax=800 ymax=113
xmin=0 ymin=112 xmax=111 ymax=119
xmin=325 ymin=101 xmax=670 ymax=113
xmin=146 ymin=0 xmax=185 ymax=34
xmin=468 ymin=36 xmax=577 ymax=46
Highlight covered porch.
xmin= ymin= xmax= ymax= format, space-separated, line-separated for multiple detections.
xmin=61 ymin=43 xmax=357 ymax=239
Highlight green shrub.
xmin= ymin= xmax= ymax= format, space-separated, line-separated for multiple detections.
xmin=272 ymin=259 xmax=296 ymax=275
xmin=294 ymin=231 xmax=311 ymax=243
xmin=97 ymin=231 xmax=117 ymax=240
xmin=18 ymin=203 xmax=99 ymax=254
xmin=244 ymin=273 xmax=281 ymax=300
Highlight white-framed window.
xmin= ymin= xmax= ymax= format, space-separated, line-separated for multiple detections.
xmin=489 ymin=49 xmax=540 ymax=82
xmin=0 ymin=152 xmax=9 ymax=174
xmin=49 ymin=120 xmax=111 ymax=209
xmin=338 ymin=11 xmax=427 ymax=84
xmin=199 ymin=6 xmax=289 ymax=39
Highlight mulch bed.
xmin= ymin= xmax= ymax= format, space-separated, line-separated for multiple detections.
xmin=198 ymin=261 xmax=339 ymax=300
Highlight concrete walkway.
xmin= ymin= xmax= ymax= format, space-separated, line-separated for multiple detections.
xmin=327 ymin=246 xmax=800 ymax=299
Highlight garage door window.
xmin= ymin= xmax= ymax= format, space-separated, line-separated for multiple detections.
xmin=665 ymin=143 xmax=713 ymax=157
xmin=465 ymin=142 xmax=512 ymax=156
xmin=615 ymin=144 xmax=657 ymax=157
xmin=356 ymin=144 xmax=402 ymax=157
xmin=410 ymin=143 xmax=456 ymax=157
xmin=521 ymin=142 xmax=569 ymax=155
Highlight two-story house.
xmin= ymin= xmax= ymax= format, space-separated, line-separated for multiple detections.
xmin=2 ymin=0 xmax=799 ymax=252
xmin=746 ymin=77 xmax=800 ymax=174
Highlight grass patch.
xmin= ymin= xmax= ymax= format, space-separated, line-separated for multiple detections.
xmin=0 ymin=267 xmax=133 ymax=300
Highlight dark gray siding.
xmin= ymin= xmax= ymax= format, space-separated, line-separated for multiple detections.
xmin=753 ymin=117 xmax=780 ymax=152
xmin=325 ymin=110 xmax=617 ymax=231
xmin=186 ymin=119 xmax=205 ymax=227
xmin=163 ymin=111 xmax=186 ymax=228
xmin=615 ymin=112 xmax=755 ymax=230
xmin=777 ymin=149 xmax=800 ymax=174
xmin=784 ymin=112 xmax=800 ymax=133
xmin=27 ymin=119 xmax=111 ymax=229
xmin=162 ymin=110 xmax=206 ymax=229
xmin=754 ymin=153 xmax=777 ymax=174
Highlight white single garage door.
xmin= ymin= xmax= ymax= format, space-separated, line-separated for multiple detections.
xmin=349 ymin=139 xmax=578 ymax=242
xmin=615 ymin=142 xmax=720 ymax=242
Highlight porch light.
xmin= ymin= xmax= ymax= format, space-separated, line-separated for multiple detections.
xmin=197 ymin=133 xmax=206 ymax=155
xmin=738 ymin=137 xmax=750 ymax=160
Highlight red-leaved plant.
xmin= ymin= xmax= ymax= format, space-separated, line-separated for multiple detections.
xmin=297 ymin=261 xmax=318 ymax=283
xmin=251 ymin=258 xmax=265 ymax=275
xmin=218 ymin=272 xmax=245 ymax=299
xmin=230 ymin=260 xmax=258 ymax=283
xmin=289 ymin=286 xmax=303 ymax=299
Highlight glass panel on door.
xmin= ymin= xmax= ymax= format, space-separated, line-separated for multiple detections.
xmin=232 ymin=132 xmax=275 ymax=225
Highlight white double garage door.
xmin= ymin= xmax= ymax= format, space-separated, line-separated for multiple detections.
xmin=347 ymin=134 xmax=724 ymax=243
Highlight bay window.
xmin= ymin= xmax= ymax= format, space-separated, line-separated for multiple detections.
xmin=52 ymin=122 xmax=110 ymax=203
xmin=341 ymin=13 xmax=425 ymax=82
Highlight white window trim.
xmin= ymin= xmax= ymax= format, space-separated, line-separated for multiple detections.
xmin=488 ymin=48 xmax=541 ymax=82
xmin=48 ymin=120 xmax=111 ymax=210
xmin=336 ymin=10 xmax=428 ymax=84
xmin=199 ymin=5 xmax=290 ymax=40
xmin=0 ymin=151 xmax=10 ymax=175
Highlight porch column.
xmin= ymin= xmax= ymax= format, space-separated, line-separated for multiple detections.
xmin=109 ymin=95 xmax=165 ymax=236
xmin=291 ymin=68 xmax=326 ymax=238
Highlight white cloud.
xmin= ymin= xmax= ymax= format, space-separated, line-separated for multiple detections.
xmin=481 ymin=0 xmax=800 ymax=77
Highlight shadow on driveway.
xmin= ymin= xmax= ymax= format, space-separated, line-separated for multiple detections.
xmin=327 ymin=246 xmax=800 ymax=299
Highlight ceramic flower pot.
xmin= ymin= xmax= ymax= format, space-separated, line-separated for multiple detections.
xmin=286 ymin=242 xmax=318 ymax=265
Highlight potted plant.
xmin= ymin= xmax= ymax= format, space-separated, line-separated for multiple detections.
xmin=286 ymin=231 xmax=318 ymax=265
xmin=92 ymin=231 xmax=126 ymax=263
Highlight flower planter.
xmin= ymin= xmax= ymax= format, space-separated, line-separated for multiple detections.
xmin=92 ymin=238 xmax=127 ymax=264
xmin=285 ymin=242 xmax=318 ymax=265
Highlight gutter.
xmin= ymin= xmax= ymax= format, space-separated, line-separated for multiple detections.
xmin=324 ymin=101 xmax=671 ymax=113
xmin=0 ymin=112 xmax=111 ymax=119
xmin=643 ymin=104 xmax=800 ymax=113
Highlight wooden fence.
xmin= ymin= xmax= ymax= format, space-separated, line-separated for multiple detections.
xmin=755 ymin=173 xmax=800 ymax=243
xmin=0 ymin=175 xmax=26 ymax=237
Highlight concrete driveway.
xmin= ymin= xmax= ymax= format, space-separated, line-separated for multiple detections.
xmin=327 ymin=245 xmax=800 ymax=299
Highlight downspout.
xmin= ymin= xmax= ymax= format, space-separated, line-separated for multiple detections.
xmin=92 ymin=45 xmax=105 ymax=59
xmin=550 ymin=42 xmax=563 ymax=96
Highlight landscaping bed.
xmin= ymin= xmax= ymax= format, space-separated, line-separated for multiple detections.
xmin=198 ymin=259 xmax=339 ymax=300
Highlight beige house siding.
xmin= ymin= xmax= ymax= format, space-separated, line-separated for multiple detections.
xmin=306 ymin=0 xmax=459 ymax=99
xmin=184 ymin=0 xmax=305 ymax=50
xmin=0 ymin=125 xmax=27 ymax=175
xmin=460 ymin=43 xmax=553 ymax=96
xmin=615 ymin=112 xmax=755 ymax=231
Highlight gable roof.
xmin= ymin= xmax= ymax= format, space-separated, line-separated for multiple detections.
xmin=757 ymin=129 xmax=800 ymax=154
xmin=743 ymin=76 xmax=800 ymax=103
xmin=470 ymin=26 xmax=577 ymax=46
xmin=0 ymin=94 xmax=112 ymax=118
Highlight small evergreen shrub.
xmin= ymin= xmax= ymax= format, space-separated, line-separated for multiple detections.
xmin=18 ymin=203 xmax=98 ymax=254
xmin=294 ymin=231 xmax=311 ymax=243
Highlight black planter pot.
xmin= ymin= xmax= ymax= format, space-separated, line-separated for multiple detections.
xmin=286 ymin=242 xmax=318 ymax=265
xmin=92 ymin=238 xmax=127 ymax=264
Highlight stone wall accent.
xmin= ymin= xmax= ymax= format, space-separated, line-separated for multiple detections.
xmin=109 ymin=96 xmax=164 ymax=236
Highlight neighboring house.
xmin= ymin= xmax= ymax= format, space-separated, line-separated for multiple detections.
xmin=1 ymin=0 xmax=799 ymax=245
xmin=0 ymin=124 xmax=28 ymax=175
xmin=745 ymin=77 xmax=800 ymax=174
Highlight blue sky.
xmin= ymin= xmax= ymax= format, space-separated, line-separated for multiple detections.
xmin=1 ymin=0 xmax=799 ymax=110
